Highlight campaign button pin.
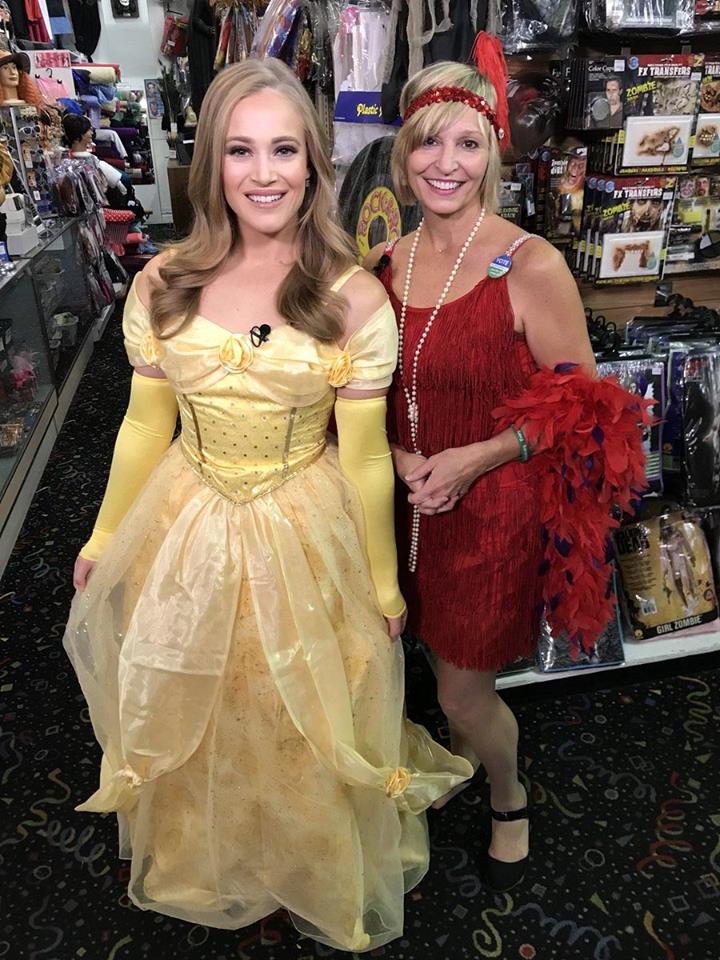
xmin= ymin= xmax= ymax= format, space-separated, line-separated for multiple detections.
xmin=488 ymin=254 xmax=512 ymax=278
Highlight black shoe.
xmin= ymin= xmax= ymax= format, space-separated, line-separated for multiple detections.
xmin=485 ymin=803 xmax=530 ymax=892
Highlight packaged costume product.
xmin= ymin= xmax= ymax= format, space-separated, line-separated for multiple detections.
xmin=620 ymin=54 xmax=703 ymax=175
xmin=667 ymin=175 xmax=720 ymax=267
xmin=332 ymin=1 xmax=392 ymax=166
xmin=536 ymin=573 xmax=625 ymax=671
xmin=683 ymin=346 xmax=720 ymax=505
xmin=566 ymin=57 xmax=627 ymax=131
xmin=661 ymin=339 xmax=716 ymax=474
xmin=698 ymin=504 xmax=720 ymax=587
xmin=597 ymin=357 xmax=665 ymax=493
xmin=694 ymin=57 xmax=720 ymax=165
xmin=614 ymin=510 xmax=718 ymax=638
xmin=543 ymin=147 xmax=587 ymax=246
xmin=498 ymin=181 xmax=525 ymax=224
xmin=488 ymin=0 xmax=578 ymax=53
xmin=694 ymin=0 xmax=720 ymax=31
xmin=591 ymin=175 xmax=675 ymax=285
xmin=584 ymin=0 xmax=695 ymax=33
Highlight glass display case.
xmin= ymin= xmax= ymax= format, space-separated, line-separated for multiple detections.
xmin=21 ymin=218 xmax=96 ymax=389
xmin=0 ymin=262 xmax=57 ymax=514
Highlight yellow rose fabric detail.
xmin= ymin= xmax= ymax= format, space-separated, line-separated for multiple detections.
xmin=120 ymin=765 xmax=145 ymax=788
xmin=327 ymin=350 xmax=354 ymax=388
xmin=219 ymin=335 xmax=254 ymax=373
xmin=384 ymin=766 xmax=412 ymax=799
xmin=140 ymin=332 xmax=164 ymax=368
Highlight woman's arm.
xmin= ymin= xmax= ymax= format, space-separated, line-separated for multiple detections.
xmin=334 ymin=270 xmax=406 ymax=638
xmin=510 ymin=240 xmax=596 ymax=376
xmin=73 ymin=262 xmax=179 ymax=588
xmin=406 ymin=241 xmax=596 ymax=505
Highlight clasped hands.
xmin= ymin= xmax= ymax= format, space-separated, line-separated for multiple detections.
xmin=395 ymin=443 xmax=492 ymax=515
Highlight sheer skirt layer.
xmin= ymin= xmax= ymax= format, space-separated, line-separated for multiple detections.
xmin=64 ymin=442 xmax=471 ymax=952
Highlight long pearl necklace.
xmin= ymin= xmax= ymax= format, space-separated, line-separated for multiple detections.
xmin=398 ymin=207 xmax=486 ymax=573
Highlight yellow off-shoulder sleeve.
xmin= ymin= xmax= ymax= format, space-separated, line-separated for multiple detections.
xmin=122 ymin=276 xmax=164 ymax=369
xmin=339 ymin=300 xmax=398 ymax=391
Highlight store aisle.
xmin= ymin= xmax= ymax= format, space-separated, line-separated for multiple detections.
xmin=1 ymin=308 xmax=718 ymax=960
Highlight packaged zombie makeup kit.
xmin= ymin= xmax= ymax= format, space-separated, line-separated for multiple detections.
xmin=576 ymin=175 xmax=675 ymax=284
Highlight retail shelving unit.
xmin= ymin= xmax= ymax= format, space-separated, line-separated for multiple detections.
xmin=497 ymin=627 xmax=720 ymax=689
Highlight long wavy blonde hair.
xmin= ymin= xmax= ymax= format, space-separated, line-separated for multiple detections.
xmin=151 ymin=59 xmax=355 ymax=342
xmin=391 ymin=61 xmax=502 ymax=214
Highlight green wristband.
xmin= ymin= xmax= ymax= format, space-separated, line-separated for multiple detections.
xmin=513 ymin=426 xmax=530 ymax=463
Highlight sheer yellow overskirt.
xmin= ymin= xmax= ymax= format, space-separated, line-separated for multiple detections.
xmin=64 ymin=441 xmax=471 ymax=952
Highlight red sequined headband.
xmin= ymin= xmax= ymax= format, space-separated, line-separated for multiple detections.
xmin=401 ymin=86 xmax=506 ymax=142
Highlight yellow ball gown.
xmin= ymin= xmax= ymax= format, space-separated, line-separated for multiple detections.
xmin=63 ymin=270 xmax=472 ymax=952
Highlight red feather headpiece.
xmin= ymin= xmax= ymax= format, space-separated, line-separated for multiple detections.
xmin=401 ymin=32 xmax=511 ymax=152
xmin=471 ymin=31 xmax=510 ymax=152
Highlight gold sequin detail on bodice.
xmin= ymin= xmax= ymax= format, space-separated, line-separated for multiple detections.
xmin=178 ymin=374 xmax=335 ymax=503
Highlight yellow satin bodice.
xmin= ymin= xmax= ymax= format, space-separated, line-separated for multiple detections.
xmin=121 ymin=269 xmax=398 ymax=503
xmin=176 ymin=377 xmax=335 ymax=502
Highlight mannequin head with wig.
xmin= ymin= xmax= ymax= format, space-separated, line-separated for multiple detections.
xmin=0 ymin=49 xmax=48 ymax=109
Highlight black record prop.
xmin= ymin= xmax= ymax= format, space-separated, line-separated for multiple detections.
xmin=338 ymin=136 xmax=421 ymax=261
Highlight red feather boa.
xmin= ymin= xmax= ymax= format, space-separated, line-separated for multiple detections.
xmin=493 ymin=365 xmax=656 ymax=654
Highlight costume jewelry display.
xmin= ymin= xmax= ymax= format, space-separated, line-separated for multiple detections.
xmin=402 ymin=87 xmax=506 ymax=143
xmin=399 ymin=206 xmax=486 ymax=573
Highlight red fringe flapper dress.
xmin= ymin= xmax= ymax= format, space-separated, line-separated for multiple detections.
xmin=379 ymin=251 xmax=546 ymax=671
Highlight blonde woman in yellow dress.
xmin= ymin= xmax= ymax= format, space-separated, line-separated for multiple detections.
xmin=63 ymin=59 xmax=471 ymax=952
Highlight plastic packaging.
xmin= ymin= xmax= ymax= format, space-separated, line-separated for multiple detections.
xmin=682 ymin=346 xmax=720 ymax=506
xmin=332 ymin=2 xmax=393 ymax=166
xmin=536 ymin=573 xmax=625 ymax=671
xmin=488 ymin=0 xmax=578 ymax=53
xmin=597 ymin=357 xmax=665 ymax=494
xmin=614 ymin=510 xmax=719 ymax=639
xmin=584 ymin=0 xmax=695 ymax=33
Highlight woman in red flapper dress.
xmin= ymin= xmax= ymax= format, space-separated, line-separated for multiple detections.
xmin=366 ymin=36 xmax=652 ymax=893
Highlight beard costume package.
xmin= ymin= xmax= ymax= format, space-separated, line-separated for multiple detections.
xmin=614 ymin=511 xmax=719 ymax=639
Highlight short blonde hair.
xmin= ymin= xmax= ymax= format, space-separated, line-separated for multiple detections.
xmin=391 ymin=61 xmax=502 ymax=213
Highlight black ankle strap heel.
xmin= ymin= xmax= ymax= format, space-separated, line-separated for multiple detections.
xmin=490 ymin=804 xmax=529 ymax=822
xmin=485 ymin=803 xmax=530 ymax=892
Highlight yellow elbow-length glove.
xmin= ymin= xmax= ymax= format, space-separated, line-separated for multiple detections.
xmin=79 ymin=372 xmax=179 ymax=562
xmin=335 ymin=394 xmax=406 ymax=619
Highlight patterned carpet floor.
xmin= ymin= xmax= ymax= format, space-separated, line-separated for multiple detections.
xmin=1 ymin=306 xmax=719 ymax=960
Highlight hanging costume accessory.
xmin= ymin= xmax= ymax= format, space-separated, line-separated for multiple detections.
xmin=79 ymin=372 xmax=178 ymax=562
xmin=335 ymin=395 xmax=406 ymax=620
xmin=398 ymin=207 xmax=486 ymax=573
xmin=400 ymin=33 xmax=511 ymax=151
